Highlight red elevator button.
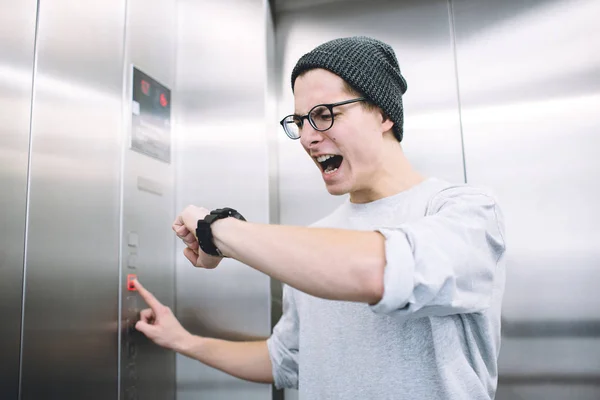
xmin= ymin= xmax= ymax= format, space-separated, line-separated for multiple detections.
xmin=127 ymin=274 xmax=137 ymax=291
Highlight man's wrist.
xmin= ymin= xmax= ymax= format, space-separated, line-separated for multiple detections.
xmin=211 ymin=217 xmax=242 ymax=258
xmin=173 ymin=332 xmax=200 ymax=355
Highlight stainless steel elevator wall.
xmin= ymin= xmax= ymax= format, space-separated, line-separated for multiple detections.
xmin=0 ymin=1 xmax=37 ymax=399
xmin=120 ymin=1 xmax=178 ymax=399
xmin=451 ymin=0 xmax=600 ymax=398
xmin=19 ymin=1 xmax=127 ymax=399
xmin=174 ymin=1 xmax=273 ymax=399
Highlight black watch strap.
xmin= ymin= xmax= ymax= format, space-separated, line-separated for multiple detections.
xmin=196 ymin=208 xmax=246 ymax=257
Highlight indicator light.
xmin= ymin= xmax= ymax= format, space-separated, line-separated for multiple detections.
xmin=127 ymin=274 xmax=137 ymax=291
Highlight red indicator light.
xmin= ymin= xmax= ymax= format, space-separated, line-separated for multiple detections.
xmin=141 ymin=80 xmax=150 ymax=95
xmin=127 ymin=274 xmax=137 ymax=291
xmin=160 ymin=93 xmax=168 ymax=107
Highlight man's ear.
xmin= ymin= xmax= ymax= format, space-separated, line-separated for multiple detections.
xmin=380 ymin=112 xmax=394 ymax=133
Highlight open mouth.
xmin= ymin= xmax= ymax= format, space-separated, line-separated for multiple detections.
xmin=316 ymin=154 xmax=343 ymax=175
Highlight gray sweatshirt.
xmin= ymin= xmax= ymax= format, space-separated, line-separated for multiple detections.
xmin=266 ymin=177 xmax=507 ymax=399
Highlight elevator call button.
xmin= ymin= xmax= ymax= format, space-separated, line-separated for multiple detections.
xmin=127 ymin=274 xmax=137 ymax=291
xmin=128 ymin=254 xmax=138 ymax=268
xmin=128 ymin=232 xmax=139 ymax=247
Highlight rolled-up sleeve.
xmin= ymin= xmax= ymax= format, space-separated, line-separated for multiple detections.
xmin=369 ymin=187 xmax=506 ymax=318
xmin=267 ymin=284 xmax=300 ymax=389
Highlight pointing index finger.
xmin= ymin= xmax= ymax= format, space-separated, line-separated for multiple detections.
xmin=132 ymin=279 xmax=163 ymax=311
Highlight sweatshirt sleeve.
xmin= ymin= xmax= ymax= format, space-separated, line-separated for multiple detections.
xmin=369 ymin=186 xmax=506 ymax=318
xmin=266 ymin=284 xmax=300 ymax=389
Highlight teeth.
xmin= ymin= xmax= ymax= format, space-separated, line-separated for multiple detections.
xmin=316 ymin=154 xmax=335 ymax=162
xmin=324 ymin=168 xmax=338 ymax=175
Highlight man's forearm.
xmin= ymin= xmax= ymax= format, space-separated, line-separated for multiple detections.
xmin=212 ymin=218 xmax=385 ymax=304
xmin=176 ymin=335 xmax=273 ymax=384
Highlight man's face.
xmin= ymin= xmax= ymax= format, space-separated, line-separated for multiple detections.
xmin=293 ymin=68 xmax=392 ymax=198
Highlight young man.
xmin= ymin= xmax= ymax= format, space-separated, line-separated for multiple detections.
xmin=133 ymin=36 xmax=507 ymax=399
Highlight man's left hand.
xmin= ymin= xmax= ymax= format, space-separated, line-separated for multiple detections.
xmin=173 ymin=205 xmax=223 ymax=269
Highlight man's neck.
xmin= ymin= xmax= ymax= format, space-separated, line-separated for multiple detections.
xmin=350 ymin=141 xmax=425 ymax=204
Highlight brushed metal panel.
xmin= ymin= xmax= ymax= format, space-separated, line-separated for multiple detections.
xmin=451 ymin=0 xmax=600 ymax=389
xmin=274 ymin=0 xmax=360 ymax=13
xmin=0 ymin=0 xmax=37 ymax=398
xmin=496 ymin=383 xmax=600 ymax=400
xmin=20 ymin=1 xmax=126 ymax=399
xmin=120 ymin=1 xmax=177 ymax=399
xmin=275 ymin=0 xmax=465 ymax=227
xmin=175 ymin=1 xmax=272 ymax=399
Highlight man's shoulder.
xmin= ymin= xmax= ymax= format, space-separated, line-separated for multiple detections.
xmin=426 ymin=178 xmax=501 ymax=208
xmin=423 ymin=179 xmax=505 ymax=234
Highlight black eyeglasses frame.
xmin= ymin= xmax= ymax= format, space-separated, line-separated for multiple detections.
xmin=279 ymin=97 xmax=367 ymax=140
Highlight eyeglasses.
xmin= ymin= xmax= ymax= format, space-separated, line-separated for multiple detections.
xmin=279 ymin=97 xmax=366 ymax=140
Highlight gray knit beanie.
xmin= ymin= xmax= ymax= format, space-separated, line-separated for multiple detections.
xmin=291 ymin=36 xmax=408 ymax=142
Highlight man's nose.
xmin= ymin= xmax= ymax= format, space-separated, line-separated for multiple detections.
xmin=300 ymin=124 xmax=325 ymax=148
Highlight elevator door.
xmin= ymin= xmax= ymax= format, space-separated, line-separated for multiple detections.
xmin=0 ymin=1 xmax=37 ymax=398
xmin=19 ymin=1 xmax=127 ymax=399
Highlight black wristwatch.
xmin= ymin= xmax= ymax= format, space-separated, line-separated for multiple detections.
xmin=196 ymin=208 xmax=246 ymax=257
